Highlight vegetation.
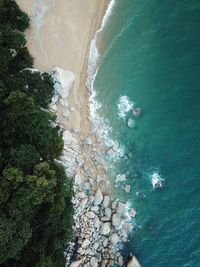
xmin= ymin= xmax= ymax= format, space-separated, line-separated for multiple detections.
xmin=0 ymin=1 xmax=73 ymax=266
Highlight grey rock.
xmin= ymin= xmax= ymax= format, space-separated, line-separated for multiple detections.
xmin=102 ymin=195 xmax=110 ymax=208
xmin=112 ymin=213 xmax=122 ymax=227
xmin=101 ymin=222 xmax=111 ymax=235
xmin=94 ymin=188 xmax=103 ymax=206
xmin=109 ymin=233 xmax=120 ymax=245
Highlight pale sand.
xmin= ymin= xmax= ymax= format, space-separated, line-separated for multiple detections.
xmin=16 ymin=0 xmax=109 ymax=131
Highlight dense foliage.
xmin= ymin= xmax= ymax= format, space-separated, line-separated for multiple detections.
xmin=0 ymin=1 xmax=73 ymax=266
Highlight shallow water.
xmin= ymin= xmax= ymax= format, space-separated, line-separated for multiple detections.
xmin=92 ymin=0 xmax=200 ymax=266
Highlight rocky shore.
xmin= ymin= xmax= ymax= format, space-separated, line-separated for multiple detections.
xmin=50 ymin=68 xmax=141 ymax=267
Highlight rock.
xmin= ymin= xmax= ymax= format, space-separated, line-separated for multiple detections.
xmin=112 ymin=213 xmax=122 ymax=227
xmin=101 ymin=216 xmax=110 ymax=222
xmin=86 ymin=211 xmax=96 ymax=219
xmin=121 ymin=223 xmax=133 ymax=237
xmin=90 ymin=206 xmax=99 ymax=213
xmin=101 ymin=222 xmax=111 ymax=235
xmin=93 ymin=242 xmax=99 ymax=250
xmin=101 ymin=260 xmax=108 ymax=267
xmin=52 ymin=67 xmax=75 ymax=99
xmin=111 ymin=200 xmax=117 ymax=210
xmin=117 ymin=174 xmax=127 ymax=182
xmin=90 ymin=257 xmax=98 ymax=267
xmin=103 ymin=238 xmax=108 ymax=247
xmin=127 ymin=118 xmax=136 ymax=128
xmin=105 ymin=207 xmax=112 ymax=218
xmin=70 ymin=260 xmax=82 ymax=267
xmin=109 ymin=233 xmax=120 ymax=245
xmin=129 ymin=208 xmax=137 ymax=218
xmin=117 ymin=202 xmax=127 ymax=213
xmin=77 ymin=155 xmax=85 ymax=167
xmin=94 ymin=215 xmax=100 ymax=229
xmin=80 ymin=198 xmax=88 ymax=210
xmin=118 ymin=255 xmax=124 ymax=266
xmin=74 ymin=174 xmax=82 ymax=185
xmin=82 ymin=182 xmax=91 ymax=191
xmin=82 ymin=239 xmax=90 ymax=248
xmin=94 ymin=188 xmax=103 ymax=205
xmin=132 ymin=106 xmax=142 ymax=117
xmin=124 ymin=184 xmax=131 ymax=193
xmin=102 ymin=195 xmax=110 ymax=208
xmin=127 ymin=256 xmax=141 ymax=267
xmin=77 ymin=191 xmax=86 ymax=199
xmin=85 ymin=137 xmax=93 ymax=145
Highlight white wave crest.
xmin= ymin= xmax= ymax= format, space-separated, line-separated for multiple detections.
xmin=98 ymin=0 xmax=116 ymax=33
xmin=117 ymin=95 xmax=134 ymax=119
xmin=87 ymin=0 xmax=116 ymax=89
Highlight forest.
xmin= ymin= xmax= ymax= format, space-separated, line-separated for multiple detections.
xmin=0 ymin=0 xmax=73 ymax=266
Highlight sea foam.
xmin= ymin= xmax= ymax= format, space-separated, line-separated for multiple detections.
xmin=117 ymin=95 xmax=135 ymax=119
xmin=86 ymin=0 xmax=124 ymax=160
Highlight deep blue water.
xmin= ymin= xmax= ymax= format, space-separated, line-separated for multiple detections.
xmin=93 ymin=1 xmax=200 ymax=266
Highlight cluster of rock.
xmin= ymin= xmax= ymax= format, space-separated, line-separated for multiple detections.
xmin=61 ymin=130 xmax=139 ymax=267
xmin=49 ymin=67 xmax=141 ymax=266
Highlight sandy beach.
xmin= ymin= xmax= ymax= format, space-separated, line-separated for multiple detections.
xmin=16 ymin=0 xmax=108 ymax=132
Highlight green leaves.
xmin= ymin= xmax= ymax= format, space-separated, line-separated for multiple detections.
xmin=0 ymin=216 xmax=32 ymax=264
xmin=0 ymin=1 xmax=74 ymax=266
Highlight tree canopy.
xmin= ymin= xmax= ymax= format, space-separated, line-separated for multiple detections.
xmin=0 ymin=1 xmax=73 ymax=266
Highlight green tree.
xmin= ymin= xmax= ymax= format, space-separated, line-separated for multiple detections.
xmin=9 ymin=144 xmax=40 ymax=173
xmin=0 ymin=216 xmax=32 ymax=264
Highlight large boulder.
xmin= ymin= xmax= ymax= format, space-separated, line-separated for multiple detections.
xmin=127 ymin=256 xmax=141 ymax=267
xmin=109 ymin=233 xmax=120 ymax=245
xmin=52 ymin=67 xmax=75 ymax=99
xmin=102 ymin=195 xmax=110 ymax=208
xmin=101 ymin=222 xmax=111 ymax=235
xmin=94 ymin=188 xmax=103 ymax=206
xmin=112 ymin=213 xmax=122 ymax=227
xmin=117 ymin=202 xmax=127 ymax=214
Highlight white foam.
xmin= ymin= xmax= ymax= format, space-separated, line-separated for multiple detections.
xmin=87 ymin=0 xmax=116 ymax=89
xmin=117 ymin=95 xmax=134 ymax=119
xmin=98 ymin=0 xmax=116 ymax=33
xmin=86 ymin=0 xmax=123 ymax=160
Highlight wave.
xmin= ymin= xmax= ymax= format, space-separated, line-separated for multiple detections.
xmin=87 ymin=0 xmax=116 ymax=88
xmin=98 ymin=0 xmax=116 ymax=33
xmin=117 ymin=95 xmax=135 ymax=119
xmin=86 ymin=0 xmax=124 ymax=159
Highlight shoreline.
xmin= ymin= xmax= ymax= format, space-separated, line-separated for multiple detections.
xmin=16 ymin=1 xmax=140 ymax=266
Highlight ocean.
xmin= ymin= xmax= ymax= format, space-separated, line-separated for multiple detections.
xmin=88 ymin=0 xmax=200 ymax=266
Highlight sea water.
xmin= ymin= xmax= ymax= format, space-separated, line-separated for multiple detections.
xmin=89 ymin=0 xmax=200 ymax=266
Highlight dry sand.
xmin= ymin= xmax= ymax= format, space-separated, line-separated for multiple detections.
xmin=16 ymin=0 xmax=109 ymax=131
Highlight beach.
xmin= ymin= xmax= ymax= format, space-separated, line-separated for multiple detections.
xmin=15 ymin=1 xmax=140 ymax=266
xmin=16 ymin=0 xmax=108 ymax=132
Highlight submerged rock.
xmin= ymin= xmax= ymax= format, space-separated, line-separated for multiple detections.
xmin=127 ymin=256 xmax=141 ymax=267
xmin=117 ymin=174 xmax=127 ymax=182
xmin=124 ymin=184 xmax=131 ymax=193
xmin=127 ymin=118 xmax=136 ymax=128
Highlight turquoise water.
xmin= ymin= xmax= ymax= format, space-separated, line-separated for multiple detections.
xmin=93 ymin=1 xmax=200 ymax=266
